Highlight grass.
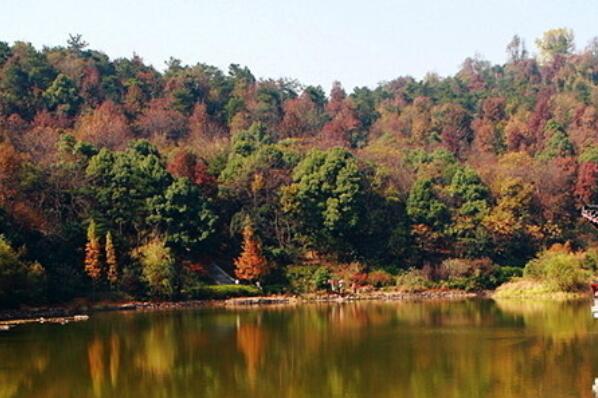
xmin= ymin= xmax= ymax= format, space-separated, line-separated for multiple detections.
xmin=186 ymin=284 xmax=261 ymax=300
xmin=493 ymin=278 xmax=589 ymax=299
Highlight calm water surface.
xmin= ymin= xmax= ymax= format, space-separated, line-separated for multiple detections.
xmin=1 ymin=299 xmax=598 ymax=398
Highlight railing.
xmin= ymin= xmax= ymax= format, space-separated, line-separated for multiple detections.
xmin=208 ymin=263 xmax=236 ymax=285
xmin=582 ymin=205 xmax=598 ymax=224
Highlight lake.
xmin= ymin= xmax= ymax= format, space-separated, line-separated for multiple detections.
xmin=1 ymin=299 xmax=598 ymax=398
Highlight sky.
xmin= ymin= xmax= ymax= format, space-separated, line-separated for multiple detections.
xmin=2 ymin=0 xmax=598 ymax=91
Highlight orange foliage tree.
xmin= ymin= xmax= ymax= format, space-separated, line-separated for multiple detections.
xmin=77 ymin=100 xmax=131 ymax=149
xmin=105 ymin=231 xmax=118 ymax=286
xmin=84 ymin=220 xmax=103 ymax=282
xmin=234 ymin=223 xmax=269 ymax=282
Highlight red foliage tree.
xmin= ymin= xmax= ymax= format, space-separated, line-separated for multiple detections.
xmin=505 ymin=117 xmax=533 ymax=152
xmin=575 ymin=162 xmax=598 ymax=204
xmin=78 ymin=101 xmax=131 ymax=149
xmin=80 ymin=65 xmax=101 ymax=107
xmin=279 ymin=94 xmax=323 ymax=138
xmin=321 ymin=83 xmax=360 ymax=146
xmin=527 ymin=89 xmax=553 ymax=151
xmin=569 ymin=106 xmax=598 ymax=149
xmin=167 ymin=149 xmax=217 ymax=195
xmin=136 ymin=98 xmax=188 ymax=142
xmin=471 ymin=97 xmax=507 ymax=154
xmin=234 ymin=224 xmax=269 ymax=282
xmin=432 ymin=103 xmax=472 ymax=156
xmin=535 ymin=157 xmax=577 ymax=228
xmin=0 ymin=142 xmax=23 ymax=205
xmin=188 ymin=103 xmax=224 ymax=140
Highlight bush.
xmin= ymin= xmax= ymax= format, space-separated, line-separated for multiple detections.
xmin=524 ymin=249 xmax=590 ymax=292
xmin=0 ymin=236 xmax=46 ymax=307
xmin=367 ymin=270 xmax=394 ymax=287
xmin=262 ymin=284 xmax=286 ymax=295
xmin=285 ymin=265 xmax=331 ymax=293
xmin=185 ymin=284 xmax=261 ymax=299
xmin=396 ymin=269 xmax=434 ymax=292
xmin=133 ymin=238 xmax=176 ymax=298
xmin=495 ymin=266 xmax=523 ymax=282
xmin=178 ymin=261 xmax=210 ymax=298
xmin=437 ymin=258 xmax=514 ymax=291
xmin=329 ymin=262 xmax=367 ymax=285
xmin=582 ymin=247 xmax=598 ymax=273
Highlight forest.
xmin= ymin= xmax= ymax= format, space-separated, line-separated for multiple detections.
xmin=1 ymin=29 xmax=598 ymax=306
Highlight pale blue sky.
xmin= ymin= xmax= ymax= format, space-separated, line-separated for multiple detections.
xmin=2 ymin=0 xmax=597 ymax=91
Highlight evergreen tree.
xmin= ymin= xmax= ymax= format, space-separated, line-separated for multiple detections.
xmin=234 ymin=223 xmax=269 ymax=283
xmin=84 ymin=220 xmax=103 ymax=282
xmin=105 ymin=231 xmax=118 ymax=286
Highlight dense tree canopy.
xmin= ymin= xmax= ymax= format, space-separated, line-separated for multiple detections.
xmin=1 ymin=29 xmax=598 ymax=305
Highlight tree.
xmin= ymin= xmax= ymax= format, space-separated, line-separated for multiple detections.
xmin=133 ymin=238 xmax=176 ymax=298
xmin=43 ymin=74 xmax=82 ymax=116
xmin=188 ymin=102 xmax=224 ymax=140
xmin=136 ymin=98 xmax=188 ymax=142
xmin=0 ymin=43 xmax=57 ymax=119
xmin=234 ymin=223 xmax=269 ymax=283
xmin=482 ymin=177 xmax=541 ymax=264
xmin=0 ymin=41 xmax=10 ymax=66
xmin=576 ymin=160 xmax=598 ymax=205
xmin=0 ymin=142 xmax=24 ymax=207
xmin=447 ymin=167 xmax=491 ymax=257
xmin=281 ymin=148 xmax=366 ymax=255
xmin=431 ymin=103 xmax=472 ymax=157
xmin=105 ymin=231 xmax=118 ymax=286
xmin=472 ymin=96 xmax=507 ymax=154
xmin=147 ymin=177 xmax=217 ymax=254
xmin=406 ymin=174 xmax=454 ymax=262
xmin=166 ymin=149 xmax=217 ymax=194
xmin=86 ymin=140 xmax=172 ymax=241
xmin=535 ymin=28 xmax=575 ymax=64
xmin=506 ymin=35 xmax=528 ymax=63
xmin=0 ymin=235 xmax=45 ymax=307
xmin=67 ymin=34 xmax=88 ymax=53
xmin=537 ymin=120 xmax=574 ymax=160
xmin=350 ymin=86 xmax=380 ymax=131
xmin=77 ymin=100 xmax=131 ymax=149
xmin=84 ymin=220 xmax=103 ymax=282
xmin=279 ymin=93 xmax=324 ymax=138
xmin=253 ymin=81 xmax=284 ymax=127
xmin=407 ymin=178 xmax=450 ymax=230
xmin=321 ymin=83 xmax=362 ymax=147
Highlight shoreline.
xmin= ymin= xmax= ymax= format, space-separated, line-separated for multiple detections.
xmin=0 ymin=289 xmax=479 ymax=328
xmin=0 ymin=288 xmax=591 ymax=329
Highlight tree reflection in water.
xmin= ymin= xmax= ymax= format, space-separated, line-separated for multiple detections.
xmin=0 ymin=300 xmax=598 ymax=398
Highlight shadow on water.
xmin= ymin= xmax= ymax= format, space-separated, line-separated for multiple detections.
xmin=1 ymin=299 xmax=598 ymax=398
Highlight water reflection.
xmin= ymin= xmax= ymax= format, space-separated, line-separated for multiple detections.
xmin=0 ymin=300 xmax=598 ymax=398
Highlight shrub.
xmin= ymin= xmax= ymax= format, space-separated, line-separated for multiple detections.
xmin=262 ymin=284 xmax=286 ymax=295
xmin=178 ymin=261 xmax=210 ymax=297
xmin=438 ymin=258 xmax=515 ymax=291
xmin=524 ymin=249 xmax=590 ymax=292
xmin=285 ymin=265 xmax=330 ymax=293
xmin=330 ymin=262 xmax=367 ymax=285
xmin=367 ymin=270 xmax=394 ymax=287
xmin=495 ymin=266 xmax=523 ymax=283
xmin=313 ymin=267 xmax=332 ymax=289
xmin=396 ymin=269 xmax=434 ymax=292
xmin=582 ymin=247 xmax=598 ymax=273
xmin=133 ymin=238 xmax=176 ymax=298
xmin=0 ymin=236 xmax=46 ymax=307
